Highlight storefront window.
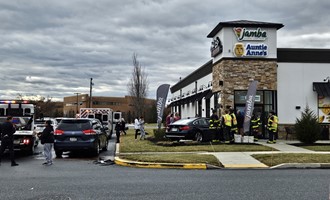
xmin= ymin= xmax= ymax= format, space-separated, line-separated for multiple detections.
xmin=318 ymin=96 xmax=330 ymax=124
xmin=234 ymin=90 xmax=263 ymax=104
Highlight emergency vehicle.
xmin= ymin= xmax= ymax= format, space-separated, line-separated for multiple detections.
xmin=79 ymin=108 xmax=122 ymax=139
xmin=0 ymin=100 xmax=38 ymax=155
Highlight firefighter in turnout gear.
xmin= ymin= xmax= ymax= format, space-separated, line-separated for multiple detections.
xmin=222 ymin=109 xmax=232 ymax=143
xmin=250 ymin=113 xmax=261 ymax=141
xmin=267 ymin=110 xmax=278 ymax=144
xmin=209 ymin=110 xmax=221 ymax=142
xmin=229 ymin=109 xmax=237 ymax=143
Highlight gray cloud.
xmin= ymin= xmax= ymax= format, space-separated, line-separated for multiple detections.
xmin=0 ymin=0 xmax=330 ymax=101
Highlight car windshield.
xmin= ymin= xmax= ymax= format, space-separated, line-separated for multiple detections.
xmin=172 ymin=118 xmax=195 ymax=125
xmin=58 ymin=120 xmax=91 ymax=131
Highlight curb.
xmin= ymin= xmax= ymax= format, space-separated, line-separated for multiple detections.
xmin=114 ymin=157 xmax=209 ymax=170
xmin=270 ymin=163 xmax=330 ymax=169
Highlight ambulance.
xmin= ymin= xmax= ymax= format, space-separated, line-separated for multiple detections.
xmin=79 ymin=108 xmax=122 ymax=139
xmin=0 ymin=100 xmax=38 ymax=155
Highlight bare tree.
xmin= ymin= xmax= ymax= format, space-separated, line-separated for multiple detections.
xmin=127 ymin=53 xmax=149 ymax=118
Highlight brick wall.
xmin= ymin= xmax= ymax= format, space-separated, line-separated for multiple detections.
xmin=212 ymin=59 xmax=277 ymax=110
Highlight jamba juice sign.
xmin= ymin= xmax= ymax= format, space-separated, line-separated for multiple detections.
xmin=233 ymin=27 xmax=267 ymax=41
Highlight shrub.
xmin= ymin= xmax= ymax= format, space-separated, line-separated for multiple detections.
xmin=153 ymin=128 xmax=167 ymax=141
xmin=295 ymin=106 xmax=321 ymax=144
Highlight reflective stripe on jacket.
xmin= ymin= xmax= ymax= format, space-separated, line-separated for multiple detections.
xmin=224 ymin=114 xmax=232 ymax=127
xmin=267 ymin=115 xmax=278 ymax=131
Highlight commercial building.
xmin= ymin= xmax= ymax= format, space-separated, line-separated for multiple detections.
xmin=63 ymin=94 xmax=156 ymax=123
xmin=168 ymin=20 xmax=330 ymax=135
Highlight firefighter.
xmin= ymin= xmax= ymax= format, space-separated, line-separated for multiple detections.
xmin=267 ymin=110 xmax=278 ymax=144
xmin=209 ymin=110 xmax=220 ymax=142
xmin=250 ymin=113 xmax=261 ymax=141
xmin=221 ymin=109 xmax=232 ymax=143
xmin=229 ymin=108 xmax=238 ymax=143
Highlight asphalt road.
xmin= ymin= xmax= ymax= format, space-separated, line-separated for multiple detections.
xmin=0 ymin=136 xmax=329 ymax=200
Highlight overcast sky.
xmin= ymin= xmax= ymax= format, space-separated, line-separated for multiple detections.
xmin=1 ymin=0 xmax=329 ymax=101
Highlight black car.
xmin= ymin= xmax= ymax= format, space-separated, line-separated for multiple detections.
xmin=54 ymin=118 xmax=108 ymax=157
xmin=165 ymin=117 xmax=212 ymax=142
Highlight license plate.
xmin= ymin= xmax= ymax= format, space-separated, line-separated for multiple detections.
xmin=171 ymin=128 xmax=178 ymax=132
xmin=14 ymin=140 xmax=21 ymax=144
xmin=70 ymin=137 xmax=77 ymax=142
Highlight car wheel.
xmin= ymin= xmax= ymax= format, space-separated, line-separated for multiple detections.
xmin=102 ymin=140 xmax=108 ymax=151
xmin=55 ymin=150 xmax=63 ymax=158
xmin=195 ymin=132 xmax=203 ymax=142
xmin=93 ymin=142 xmax=100 ymax=156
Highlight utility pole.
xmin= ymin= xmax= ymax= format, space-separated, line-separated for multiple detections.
xmin=74 ymin=92 xmax=80 ymax=114
xmin=89 ymin=78 xmax=93 ymax=108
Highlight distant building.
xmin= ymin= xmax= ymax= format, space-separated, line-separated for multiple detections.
xmin=63 ymin=94 xmax=156 ymax=123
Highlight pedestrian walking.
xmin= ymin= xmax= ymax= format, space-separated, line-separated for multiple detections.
xmin=0 ymin=116 xmax=19 ymax=166
xmin=38 ymin=120 xmax=54 ymax=166
xmin=115 ymin=121 xmax=121 ymax=143
xmin=139 ymin=116 xmax=146 ymax=140
xmin=134 ymin=117 xmax=140 ymax=140
xmin=267 ymin=110 xmax=278 ymax=144
xmin=120 ymin=118 xmax=127 ymax=135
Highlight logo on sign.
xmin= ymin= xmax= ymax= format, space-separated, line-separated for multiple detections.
xmin=210 ymin=36 xmax=223 ymax=57
xmin=233 ymin=43 xmax=268 ymax=57
xmin=233 ymin=27 xmax=267 ymax=41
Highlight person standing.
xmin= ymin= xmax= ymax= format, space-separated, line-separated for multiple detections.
xmin=0 ymin=116 xmax=19 ymax=167
xmin=39 ymin=120 xmax=54 ymax=166
xmin=165 ymin=113 xmax=171 ymax=132
xmin=134 ymin=117 xmax=140 ymax=140
xmin=115 ymin=121 xmax=121 ymax=143
xmin=236 ymin=110 xmax=244 ymax=136
xmin=267 ymin=111 xmax=278 ymax=144
xmin=139 ymin=116 xmax=146 ymax=140
xmin=209 ymin=110 xmax=220 ymax=142
xmin=221 ymin=110 xmax=232 ymax=143
xmin=250 ymin=113 xmax=261 ymax=141
xmin=120 ymin=118 xmax=127 ymax=135
xmin=229 ymin=108 xmax=238 ymax=143
xmin=174 ymin=112 xmax=181 ymax=122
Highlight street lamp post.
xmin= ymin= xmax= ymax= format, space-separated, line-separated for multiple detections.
xmin=89 ymin=78 xmax=93 ymax=108
xmin=74 ymin=92 xmax=80 ymax=114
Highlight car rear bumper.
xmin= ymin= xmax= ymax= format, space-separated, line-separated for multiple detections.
xmin=54 ymin=139 xmax=96 ymax=151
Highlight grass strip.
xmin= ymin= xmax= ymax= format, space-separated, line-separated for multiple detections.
xmin=120 ymin=154 xmax=222 ymax=167
xmin=291 ymin=144 xmax=330 ymax=151
xmin=120 ymin=129 xmax=275 ymax=153
xmin=252 ymin=153 xmax=330 ymax=167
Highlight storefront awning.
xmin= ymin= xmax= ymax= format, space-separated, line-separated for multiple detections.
xmin=313 ymin=82 xmax=330 ymax=97
xmin=196 ymin=90 xmax=210 ymax=101
xmin=204 ymin=90 xmax=213 ymax=100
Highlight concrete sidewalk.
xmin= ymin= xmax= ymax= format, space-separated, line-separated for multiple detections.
xmin=207 ymin=140 xmax=330 ymax=169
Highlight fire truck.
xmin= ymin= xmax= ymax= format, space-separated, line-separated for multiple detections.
xmin=79 ymin=108 xmax=122 ymax=139
xmin=0 ymin=100 xmax=38 ymax=155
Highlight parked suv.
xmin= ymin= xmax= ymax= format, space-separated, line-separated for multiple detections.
xmin=54 ymin=118 xmax=108 ymax=157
